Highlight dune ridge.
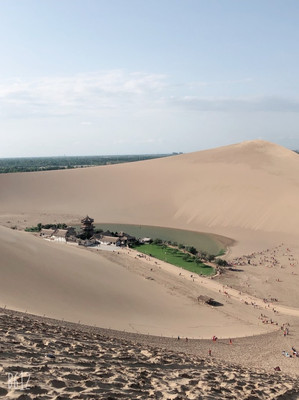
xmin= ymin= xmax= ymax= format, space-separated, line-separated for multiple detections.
xmin=1 ymin=140 xmax=299 ymax=246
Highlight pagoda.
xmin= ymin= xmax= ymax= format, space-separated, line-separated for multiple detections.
xmin=81 ymin=215 xmax=94 ymax=238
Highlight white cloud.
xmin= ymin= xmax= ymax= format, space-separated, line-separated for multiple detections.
xmin=1 ymin=71 xmax=298 ymax=122
xmin=0 ymin=70 xmax=167 ymax=118
xmin=187 ymin=78 xmax=254 ymax=88
xmin=167 ymin=95 xmax=299 ymax=113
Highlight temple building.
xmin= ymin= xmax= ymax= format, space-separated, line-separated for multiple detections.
xmin=81 ymin=215 xmax=94 ymax=238
xmin=40 ymin=227 xmax=77 ymax=242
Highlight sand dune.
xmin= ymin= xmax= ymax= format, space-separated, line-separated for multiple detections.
xmin=1 ymin=225 xmax=273 ymax=339
xmin=0 ymin=225 xmax=199 ymax=337
xmin=1 ymin=140 xmax=299 ymax=388
xmin=1 ymin=310 xmax=299 ymax=400
xmin=1 ymin=140 xmax=299 ymax=337
xmin=1 ymin=140 xmax=299 ymax=248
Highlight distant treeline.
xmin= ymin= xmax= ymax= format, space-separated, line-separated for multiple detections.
xmin=0 ymin=153 xmax=179 ymax=174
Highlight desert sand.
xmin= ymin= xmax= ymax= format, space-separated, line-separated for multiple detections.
xmin=1 ymin=309 xmax=299 ymax=400
xmin=0 ymin=224 xmax=277 ymax=339
xmin=1 ymin=140 xmax=299 ymax=244
xmin=1 ymin=140 xmax=299 ymax=398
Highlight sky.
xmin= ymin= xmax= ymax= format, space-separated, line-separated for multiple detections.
xmin=1 ymin=0 xmax=299 ymax=157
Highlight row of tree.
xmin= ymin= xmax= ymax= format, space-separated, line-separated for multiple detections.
xmin=0 ymin=154 xmax=171 ymax=174
xmin=25 ymin=223 xmax=67 ymax=232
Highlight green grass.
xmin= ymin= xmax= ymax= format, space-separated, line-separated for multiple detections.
xmin=133 ymin=244 xmax=215 ymax=276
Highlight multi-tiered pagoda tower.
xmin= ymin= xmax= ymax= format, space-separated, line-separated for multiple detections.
xmin=81 ymin=215 xmax=94 ymax=238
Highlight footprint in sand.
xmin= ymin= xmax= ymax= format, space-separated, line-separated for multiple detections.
xmin=49 ymin=379 xmax=66 ymax=388
xmin=62 ymin=373 xmax=84 ymax=381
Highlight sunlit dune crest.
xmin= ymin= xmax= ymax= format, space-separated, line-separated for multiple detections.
xmin=1 ymin=140 xmax=299 ymax=238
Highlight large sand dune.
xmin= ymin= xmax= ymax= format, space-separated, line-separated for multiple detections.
xmin=1 ymin=140 xmax=299 ymax=330
xmin=0 ymin=225 xmax=273 ymax=339
xmin=1 ymin=140 xmax=299 ymax=249
xmin=0 ymin=225 xmax=197 ymax=337
xmin=1 ymin=140 xmax=299 ymax=378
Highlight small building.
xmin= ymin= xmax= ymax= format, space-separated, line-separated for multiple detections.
xmin=91 ymin=233 xmax=102 ymax=241
xmin=40 ymin=226 xmax=77 ymax=243
xmin=100 ymin=230 xmax=113 ymax=237
xmin=79 ymin=238 xmax=98 ymax=247
xmin=40 ymin=229 xmax=56 ymax=239
xmin=91 ymin=231 xmax=136 ymax=247
xmin=52 ymin=229 xmax=69 ymax=242
xmin=100 ymin=236 xmax=121 ymax=246
xmin=118 ymin=233 xmax=136 ymax=246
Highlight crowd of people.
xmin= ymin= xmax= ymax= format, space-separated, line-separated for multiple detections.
xmin=231 ymin=243 xmax=298 ymax=271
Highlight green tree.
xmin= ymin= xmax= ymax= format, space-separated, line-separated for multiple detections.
xmin=216 ymin=259 xmax=228 ymax=266
xmin=187 ymin=246 xmax=197 ymax=255
xmin=195 ymin=257 xmax=202 ymax=265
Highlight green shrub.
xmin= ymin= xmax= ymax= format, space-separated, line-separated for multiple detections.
xmin=187 ymin=246 xmax=197 ymax=255
xmin=215 ymin=259 xmax=228 ymax=266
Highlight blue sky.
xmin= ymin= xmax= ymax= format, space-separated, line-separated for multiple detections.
xmin=1 ymin=0 xmax=299 ymax=156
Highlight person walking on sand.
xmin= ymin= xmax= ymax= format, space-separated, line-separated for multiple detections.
xmin=209 ymin=349 xmax=212 ymax=356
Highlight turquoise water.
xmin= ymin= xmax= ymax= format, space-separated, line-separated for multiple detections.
xmin=90 ymin=223 xmax=232 ymax=255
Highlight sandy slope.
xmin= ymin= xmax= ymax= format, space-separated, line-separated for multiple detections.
xmin=1 ymin=310 xmax=299 ymax=400
xmin=1 ymin=140 xmax=299 ymax=250
xmin=0 ymin=225 xmax=278 ymax=339
xmin=0 ymin=225 xmax=199 ymax=337
xmin=1 ymin=139 xmax=299 ymax=386
xmin=1 ymin=140 xmax=299 ymax=333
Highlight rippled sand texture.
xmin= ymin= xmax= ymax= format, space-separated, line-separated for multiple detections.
xmin=1 ymin=311 xmax=299 ymax=400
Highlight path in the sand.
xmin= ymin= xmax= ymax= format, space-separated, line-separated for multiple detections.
xmin=112 ymin=247 xmax=299 ymax=318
